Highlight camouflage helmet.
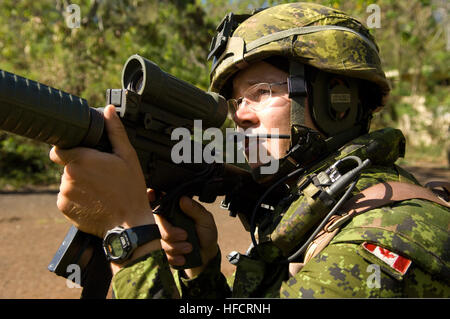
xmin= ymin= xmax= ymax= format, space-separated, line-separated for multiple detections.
xmin=208 ymin=2 xmax=390 ymax=106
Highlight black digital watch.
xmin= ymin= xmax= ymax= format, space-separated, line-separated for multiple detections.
xmin=103 ymin=224 xmax=161 ymax=264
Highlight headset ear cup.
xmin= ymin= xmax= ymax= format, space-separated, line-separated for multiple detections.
xmin=308 ymin=69 xmax=360 ymax=137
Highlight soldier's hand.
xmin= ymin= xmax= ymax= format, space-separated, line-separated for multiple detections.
xmin=49 ymin=105 xmax=155 ymax=238
xmin=152 ymin=192 xmax=218 ymax=278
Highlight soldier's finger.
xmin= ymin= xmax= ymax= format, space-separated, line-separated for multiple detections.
xmin=166 ymin=254 xmax=185 ymax=267
xmin=160 ymin=240 xmax=192 ymax=256
xmin=103 ymin=105 xmax=135 ymax=160
xmin=154 ymin=213 xmax=188 ymax=242
xmin=146 ymin=189 xmax=157 ymax=203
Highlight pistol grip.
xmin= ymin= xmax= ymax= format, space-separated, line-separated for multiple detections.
xmin=158 ymin=200 xmax=203 ymax=270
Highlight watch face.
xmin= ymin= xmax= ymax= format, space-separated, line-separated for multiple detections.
xmin=104 ymin=231 xmax=131 ymax=261
xmin=107 ymin=234 xmax=124 ymax=258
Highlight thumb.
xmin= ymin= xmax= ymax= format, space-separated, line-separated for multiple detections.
xmin=103 ymin=105 xmax=135 ymax=159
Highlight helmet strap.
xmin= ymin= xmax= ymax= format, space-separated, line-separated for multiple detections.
xmin=287 ymin=60 xmax=307 ymax=135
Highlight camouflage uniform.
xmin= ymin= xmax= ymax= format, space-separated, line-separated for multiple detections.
xmin=111 ymin=3 xmax=450 ymax=298
xmin=111 ymin=127 xmax=450 ymax=298
xmin=230 ymin=128 xmax=450 ymax=298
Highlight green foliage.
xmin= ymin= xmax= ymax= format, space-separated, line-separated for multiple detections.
xmin=0 ymin=0 xmax=448 ymax=188
xmin=0 ymin=133 xmax=61 ymax=188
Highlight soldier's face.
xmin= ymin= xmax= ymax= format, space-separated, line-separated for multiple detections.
xmin=231 ymin=60 xmax=317 ymax=169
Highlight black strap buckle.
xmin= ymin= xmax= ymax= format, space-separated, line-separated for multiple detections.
xmin=288 ymin=61 xmax=307 ymax=98
xmin=288 ymin=76 xmax=307 ymax=98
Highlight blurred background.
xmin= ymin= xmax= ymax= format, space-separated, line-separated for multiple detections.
xmin=0 ymin=0 xmax=449 ymax=189
xmin=0 ymin=0 xmax=448 ymax=298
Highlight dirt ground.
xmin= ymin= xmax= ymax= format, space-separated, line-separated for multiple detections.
xmin=0 ymin=164 xmax=448 ymax=299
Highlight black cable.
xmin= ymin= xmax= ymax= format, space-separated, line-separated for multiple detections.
xmin=285 ymin=178 xmax=358 ymax=263
xmin=247 ymin=154 xmax=367 ymax=266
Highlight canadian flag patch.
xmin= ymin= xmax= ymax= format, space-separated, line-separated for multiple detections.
xmin=362 ymin=242 xmax=412 ymax=275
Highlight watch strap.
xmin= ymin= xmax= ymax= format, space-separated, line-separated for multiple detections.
xmin=127 ymin=224 xmax=161 ymax=247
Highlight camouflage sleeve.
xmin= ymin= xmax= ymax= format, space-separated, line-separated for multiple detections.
xmin=280 ymin=242 xmax=402 ymax=298
xmin=112 ymin=249 xmax=180 ymax=299
xmin=174 ymin=247 xmax=232 ymax=299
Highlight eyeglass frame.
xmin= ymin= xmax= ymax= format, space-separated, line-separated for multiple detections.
xmin=227 ymin=81 xmax=289 ymax=114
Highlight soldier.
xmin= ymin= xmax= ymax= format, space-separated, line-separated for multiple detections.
xmin=50 ymin=2 xmax=450 ymax=298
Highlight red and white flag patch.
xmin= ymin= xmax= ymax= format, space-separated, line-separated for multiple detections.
xmin=362 ymin=242 xmax=412 ymax=275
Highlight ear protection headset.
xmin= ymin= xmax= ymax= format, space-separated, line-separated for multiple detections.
xmin=306 ymin=66 xmax=361 ymax=137
xmin=287 ymin=60 xmax=363 ymax=139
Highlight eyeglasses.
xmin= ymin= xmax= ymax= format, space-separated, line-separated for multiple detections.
xmin=228 ymin=81 xmax=288 ymax=114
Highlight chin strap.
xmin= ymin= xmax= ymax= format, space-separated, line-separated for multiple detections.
xmin=288 ymin=60 xmax=307 ymax=137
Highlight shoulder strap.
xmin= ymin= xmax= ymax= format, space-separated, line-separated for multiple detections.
xmin=300 ymin=181 xmax=450 ymax=267
xmin=327 ymin=181 xmax=449 ymax=232
xmin=424 ymin=181 xmax=450 ymax=201
xmin=344 ymin=181 xmax=449 ymax=211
